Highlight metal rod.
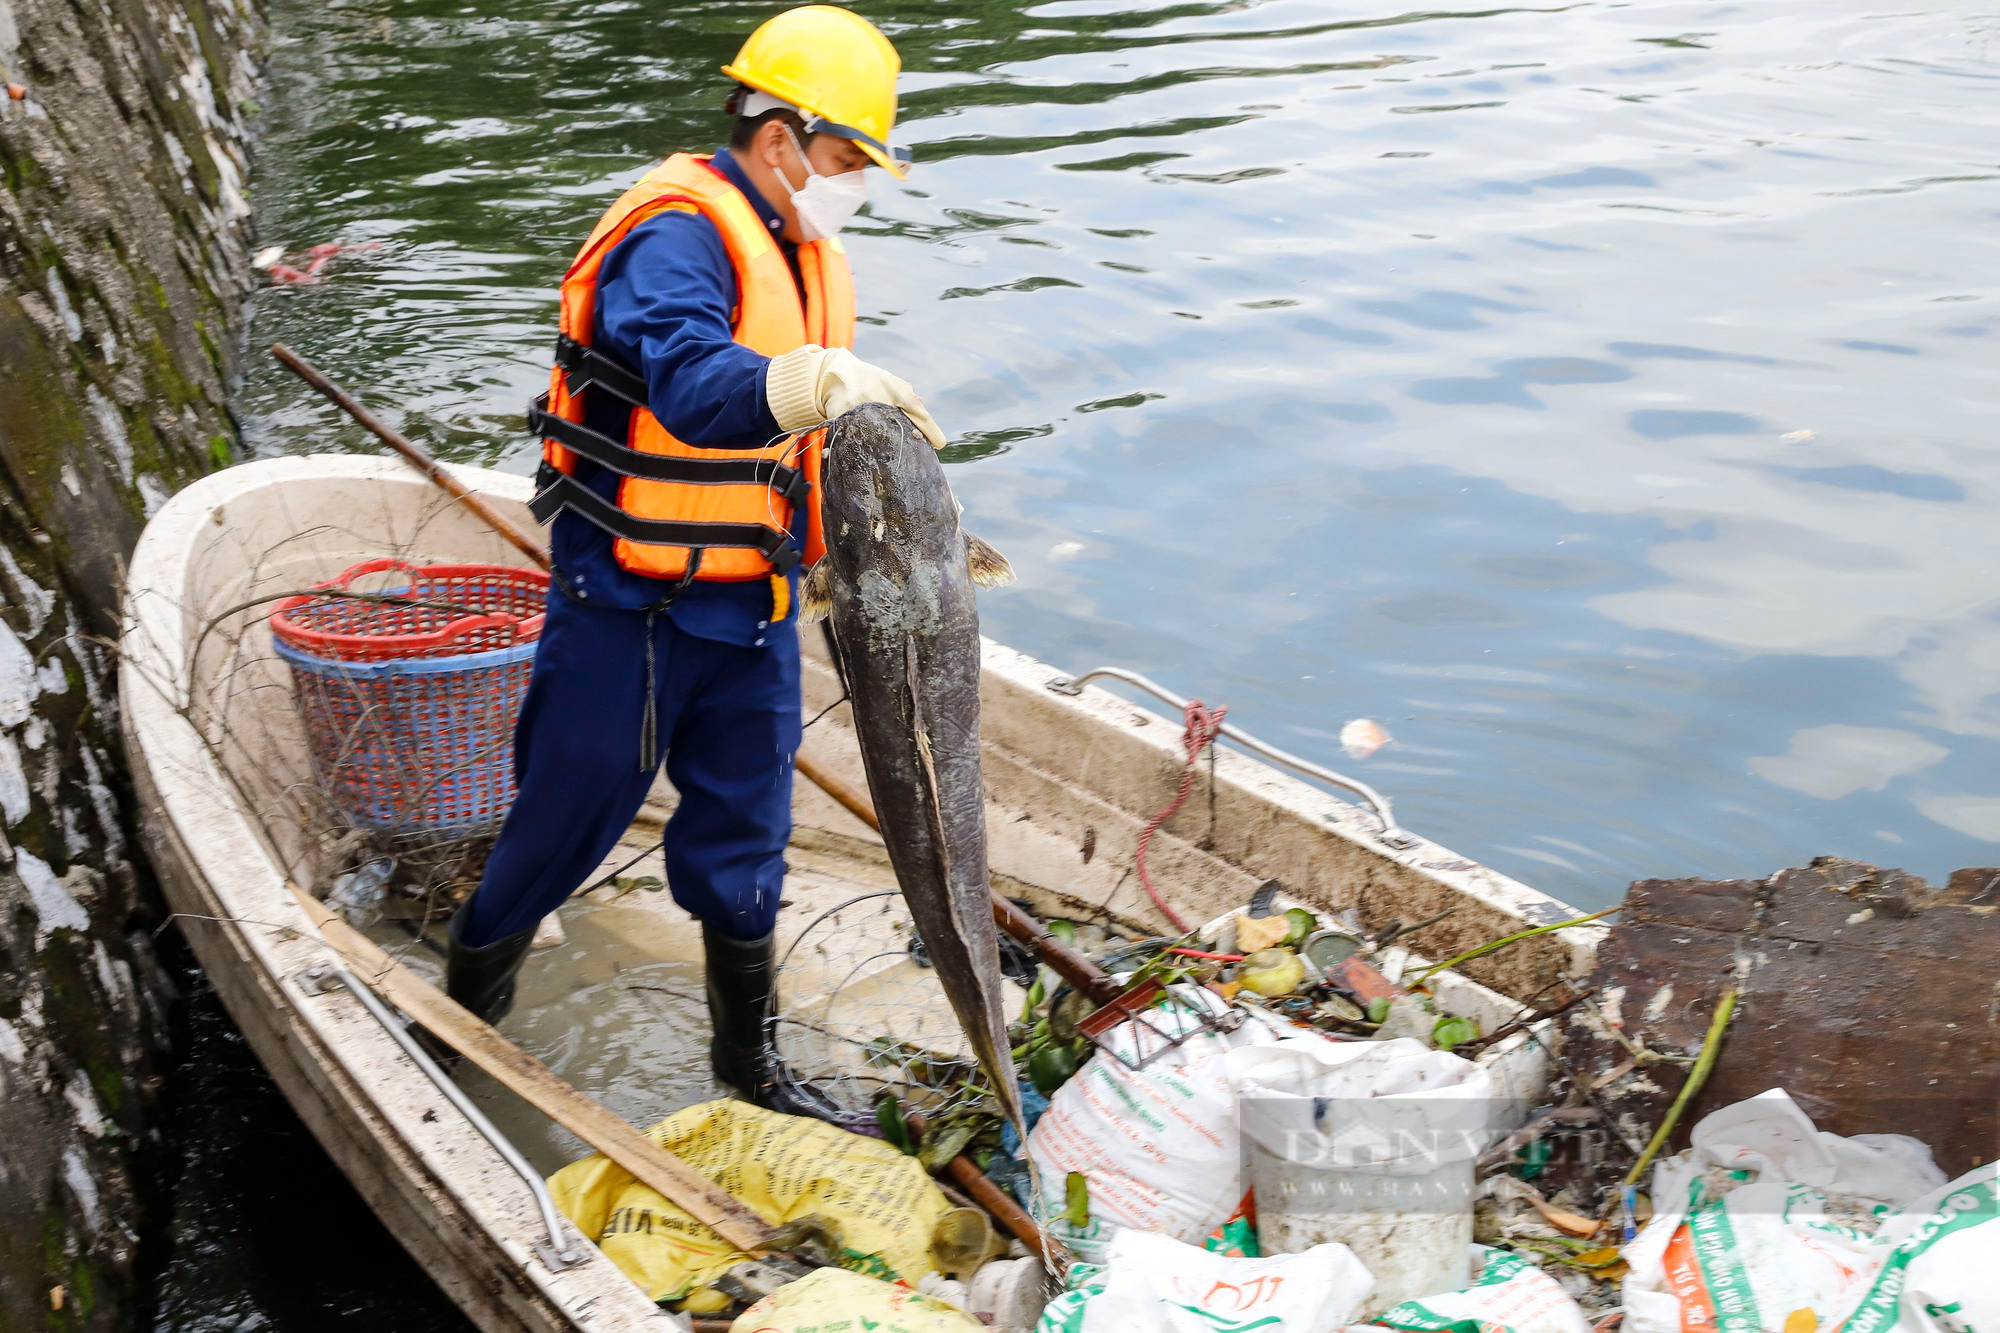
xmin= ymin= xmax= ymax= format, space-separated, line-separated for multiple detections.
xmin=989 ymin=892 xmax=1123 ymax=1006
xmin=905 ymin=1110 xmax=1064 ymax=1267
xmin=317 ymin=966 xmax=585 ymax=1271
xmin=1046 ymin=666 xmax=1416 ymax=849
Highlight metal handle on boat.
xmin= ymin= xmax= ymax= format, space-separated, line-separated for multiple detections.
xmin=301 ymin=965 xmax=587 ymax=1273
xmin=1045 ymin=666 xmax=1419 ymax=850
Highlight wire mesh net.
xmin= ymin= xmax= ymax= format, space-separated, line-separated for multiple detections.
xmin=771 ymin=890 xmax=1002 ymax=1130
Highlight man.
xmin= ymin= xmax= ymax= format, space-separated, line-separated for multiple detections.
xmin=439 ymin=6 xmax=941 ymax=1111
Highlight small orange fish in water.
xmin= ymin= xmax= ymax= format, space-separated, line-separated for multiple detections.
xmin=1340 ymin=718 xmax=1391 ymax=759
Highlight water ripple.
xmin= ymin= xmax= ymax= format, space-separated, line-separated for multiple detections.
xmin=242 ymin=0 xmax=2000 ymax=917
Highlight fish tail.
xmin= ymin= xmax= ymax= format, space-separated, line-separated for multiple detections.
xmin=964 ymin=532 xmax=1016 ymax=589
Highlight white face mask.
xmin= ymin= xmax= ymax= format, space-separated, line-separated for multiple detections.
xmin=780 ymin=128 xmax=868 ymax=240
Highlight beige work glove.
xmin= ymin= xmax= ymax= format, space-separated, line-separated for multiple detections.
xmin=765 ymin=345 xmax=947 ymax=450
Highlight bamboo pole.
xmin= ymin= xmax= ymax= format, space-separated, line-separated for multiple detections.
xmin=272 ymin=343 xmax=552 ymax=571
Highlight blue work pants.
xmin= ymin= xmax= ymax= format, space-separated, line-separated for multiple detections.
xmin=460 ymin=591 xmax=800 ymax=946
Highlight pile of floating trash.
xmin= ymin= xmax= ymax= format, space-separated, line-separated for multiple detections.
xmin=523 ymin=874 xmax=1998 ymax=1331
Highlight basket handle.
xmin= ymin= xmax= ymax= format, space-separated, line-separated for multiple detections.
xmin=426 ymin=611 xmax=539 ymax=650
xmin=308 ymin=559 xmax=541 ymax=650
xmin=320 ymin=557 xmax=425 ymax=592
xmin=318 ymin=552 xmax=424 ymax=588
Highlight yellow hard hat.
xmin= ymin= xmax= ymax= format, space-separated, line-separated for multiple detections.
xmin=722 ymin=6 xmax=910 ymax=179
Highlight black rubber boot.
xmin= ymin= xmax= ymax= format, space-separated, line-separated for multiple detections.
xmin=410 ymin=906 xmax=536 ymax=1070
xmin=704 ymin=926 xmax=817 ymax=1116
xmin=444 ymin=904 xmax=537 ymax=1026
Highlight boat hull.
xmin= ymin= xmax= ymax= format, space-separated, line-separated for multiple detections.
xmin=121 ymin=456 xmax=677 ymax=1333
xmin=121 ymin=454 xmax=1588 ymax=1330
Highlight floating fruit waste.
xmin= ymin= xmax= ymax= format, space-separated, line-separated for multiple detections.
xmin=1238 ymin=947 xmax=1306 ymax=996
xmin=1340 ymin=716 xmax=1392 ymax=759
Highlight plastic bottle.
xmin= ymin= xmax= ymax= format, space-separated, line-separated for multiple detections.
xmin=328 ymin=857 xmax=392 ymax=924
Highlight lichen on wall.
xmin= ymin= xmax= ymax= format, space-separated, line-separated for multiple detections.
xmin=0 ymin=0 xmax=261 ymax=1325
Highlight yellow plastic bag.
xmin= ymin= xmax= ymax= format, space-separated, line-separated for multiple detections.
xmin=546 ymin=1098 xmax=952 ymax=1301
xmin=729 ymin=1269 xmax=982 ymax=1333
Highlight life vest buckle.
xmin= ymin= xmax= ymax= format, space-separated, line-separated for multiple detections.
xmin=553 ymin=334 xmax=649 ymax=408
xmin=529 ymin=462 xmax=566 ymax=525
xmin=762 ymin=535 xmax=802 ymax=577
xmin=769 ymin=465 xmax=811 ymax=508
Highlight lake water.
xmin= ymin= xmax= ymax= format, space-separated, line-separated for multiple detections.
xmin=157 ymin=0 xmax=2000 ymax=1324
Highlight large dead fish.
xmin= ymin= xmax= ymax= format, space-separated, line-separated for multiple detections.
xmin=801 ymin=404 xmax=1022 ymax=1131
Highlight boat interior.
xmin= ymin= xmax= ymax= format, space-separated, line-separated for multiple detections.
xmin=144 ymin=454 xmax=1594 ymax=1179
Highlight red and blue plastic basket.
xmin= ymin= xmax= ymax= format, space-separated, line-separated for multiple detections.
xmin=269 ymin=558 xmax=549 ymax=837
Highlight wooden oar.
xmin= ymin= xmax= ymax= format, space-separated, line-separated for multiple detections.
xmin=286 ymin=882 xmax=775 ymax=1252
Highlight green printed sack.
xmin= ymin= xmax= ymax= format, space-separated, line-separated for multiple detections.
xmin=1834 ymin=1165 xmax=1999 ymax=1333
xmin=1620 ymin=1090 xmax=1957 ymax=1333
xmin=1033 ymin=1263 xmax=1105 ymax=1333
xmin=1626 ymin=1173 xmax=1883 ymax=1333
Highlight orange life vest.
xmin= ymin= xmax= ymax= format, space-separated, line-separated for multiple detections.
xmin=527 ymin=153 xmax=855 ymax=613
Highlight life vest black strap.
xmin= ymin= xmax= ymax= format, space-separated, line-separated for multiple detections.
xmin=528 ymin=397 xmax=810 ymax=507
xmin=529 ymin=472 xmax=802 ymax=576
xmin=554 ymin=335 xmax=649 ymax=408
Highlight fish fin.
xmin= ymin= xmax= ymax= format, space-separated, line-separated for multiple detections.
xmin=798 ymin=560 xmax=834 ymax=623
xmin=964 ymin=532 xmax=1015 ymax=589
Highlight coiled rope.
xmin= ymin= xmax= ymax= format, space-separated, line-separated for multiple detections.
xmin=1134 ymin=699 xmax=1227 ymax=933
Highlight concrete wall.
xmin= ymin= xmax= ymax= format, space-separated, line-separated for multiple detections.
xmin=0 ymin=0 xmax=260 ymax=1325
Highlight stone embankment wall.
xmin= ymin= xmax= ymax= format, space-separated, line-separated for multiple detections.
xmin=0 ymin=0 xmax=260 ymax=1325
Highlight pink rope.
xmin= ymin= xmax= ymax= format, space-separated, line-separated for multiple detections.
xmin=1134 ymin=699 xmax=1227 ymax=934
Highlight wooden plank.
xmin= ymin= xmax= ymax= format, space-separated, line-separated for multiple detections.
xmin=286 ymin=883 xmax=775 ymax=1252
xmin=140 ymin=827 xmax=563 ymax=1330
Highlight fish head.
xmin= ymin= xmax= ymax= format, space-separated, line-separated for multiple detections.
xmin=820 ymin=404 xmax=960 ymax=559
